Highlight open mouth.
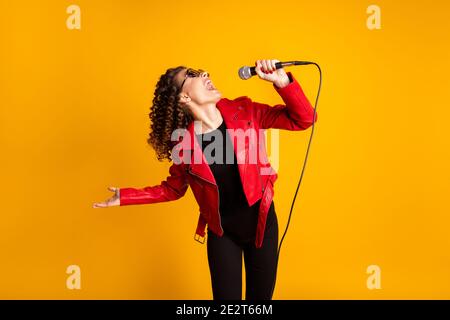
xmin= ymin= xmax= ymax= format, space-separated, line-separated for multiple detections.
xmin=205 ymin=80 xmax=216 ymax=91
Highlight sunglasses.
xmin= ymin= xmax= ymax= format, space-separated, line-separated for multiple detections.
xmin=179 ymin=68 xmax=209 ymax=91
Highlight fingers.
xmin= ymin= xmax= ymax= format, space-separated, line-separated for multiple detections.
xmin=263 ymin=60 xmax=272 ymax=73
xmin=93 ymin=187 xmax=119 ymax=208
xmin=256 ymin=59 xmax=276 ymax=74
xmin=255 ymin=60 xmax=265 ymax=78
xmin=93 ymin=196 xmax=114 ymax=208
xmin=268 ymin=59 xmax=280 ymax=72
xmin=93 ymin=201 xmax=107 ymax=208
xmin=267 ymin=60 xmax=274 ymax=72
xmin=261 ymin=60 xmax=267 ymax=72
xmin=270 ymin=59 xmax=279 ymax=71
xmin=93 ymin=197 xmax=117 ymax=208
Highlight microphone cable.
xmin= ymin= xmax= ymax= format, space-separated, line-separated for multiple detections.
xmin=269 ymin=61 xmax=322 ymax=300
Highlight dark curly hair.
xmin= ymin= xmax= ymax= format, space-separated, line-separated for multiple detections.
xmin=147 ymin=66 xmax=194 ymax=162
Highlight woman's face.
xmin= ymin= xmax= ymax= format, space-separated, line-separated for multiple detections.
xmin=175 ymin=68 xmax=222 ymax=107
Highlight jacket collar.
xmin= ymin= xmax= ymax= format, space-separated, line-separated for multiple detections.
xmin=178 ymin=97 xmax=246 ymax=151
xmin=176 ymin=97 xmax=247 ymax=184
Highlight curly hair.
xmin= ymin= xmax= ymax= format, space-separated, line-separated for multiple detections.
xmin=147 ymin=66 xmax=194 ymax=162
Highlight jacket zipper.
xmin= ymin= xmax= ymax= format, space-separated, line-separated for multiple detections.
xmin=253 ymin=138 xmax=265 ymax=194
xmin=188 ymin=167 xmax=224 ymax=234
xmin=257 ymin=162 xmax=264 ymax=193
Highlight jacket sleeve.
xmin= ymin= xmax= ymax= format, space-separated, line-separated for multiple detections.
xmin=250 ymin=71 xmax=318 ymax=130
xmin=119 ymin=162 xmax=189 ymax=206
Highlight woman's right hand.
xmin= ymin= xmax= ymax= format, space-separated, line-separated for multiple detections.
xmin=93 ymin=187 xmax=120 ymax=208
xmin=255 ymin=59 xmax=290 ymax=88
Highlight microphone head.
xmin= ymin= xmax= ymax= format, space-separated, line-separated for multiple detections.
xmin=238 ymin=66 xmax=252 ymax=80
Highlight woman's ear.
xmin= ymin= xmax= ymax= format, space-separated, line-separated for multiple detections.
xmin=179 ymin=93 xmax=191 ymax=105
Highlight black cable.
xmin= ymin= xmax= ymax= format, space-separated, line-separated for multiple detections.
xmin=269 ymin=62 xmax=322 ymax=299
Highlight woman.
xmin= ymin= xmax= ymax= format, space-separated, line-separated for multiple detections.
xmin=93 ymin=59 xmax=318 ymax=300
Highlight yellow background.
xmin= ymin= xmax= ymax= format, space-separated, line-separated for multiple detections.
xmin=1 ymin=0 xmax=449 ymax=299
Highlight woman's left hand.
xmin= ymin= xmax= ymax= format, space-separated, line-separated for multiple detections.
xmin=255 ymin=59 xmax=290 ymax=88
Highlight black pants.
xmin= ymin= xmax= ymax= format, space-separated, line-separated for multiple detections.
xmin=206 ymin=201 xmax=279 ymax=300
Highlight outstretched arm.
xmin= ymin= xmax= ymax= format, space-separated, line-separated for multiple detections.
xmin=93 ymin=162 xmax=188 ymax=208
xmin=119 ymin=162 xmax=189 ymax=206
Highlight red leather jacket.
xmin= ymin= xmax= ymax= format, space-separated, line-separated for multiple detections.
xmin=119 ymin=71 xmax=318 ymax=248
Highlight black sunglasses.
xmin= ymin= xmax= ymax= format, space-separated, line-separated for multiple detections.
xmin=179 ymin=68 xmax=209 ymax=91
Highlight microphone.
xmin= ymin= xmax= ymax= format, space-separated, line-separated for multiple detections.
xmin=238 ymin=60 xmax=313 ymax=80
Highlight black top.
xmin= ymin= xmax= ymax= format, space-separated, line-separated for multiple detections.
xmin=195 ymin=118 xmax=273 ymax=243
